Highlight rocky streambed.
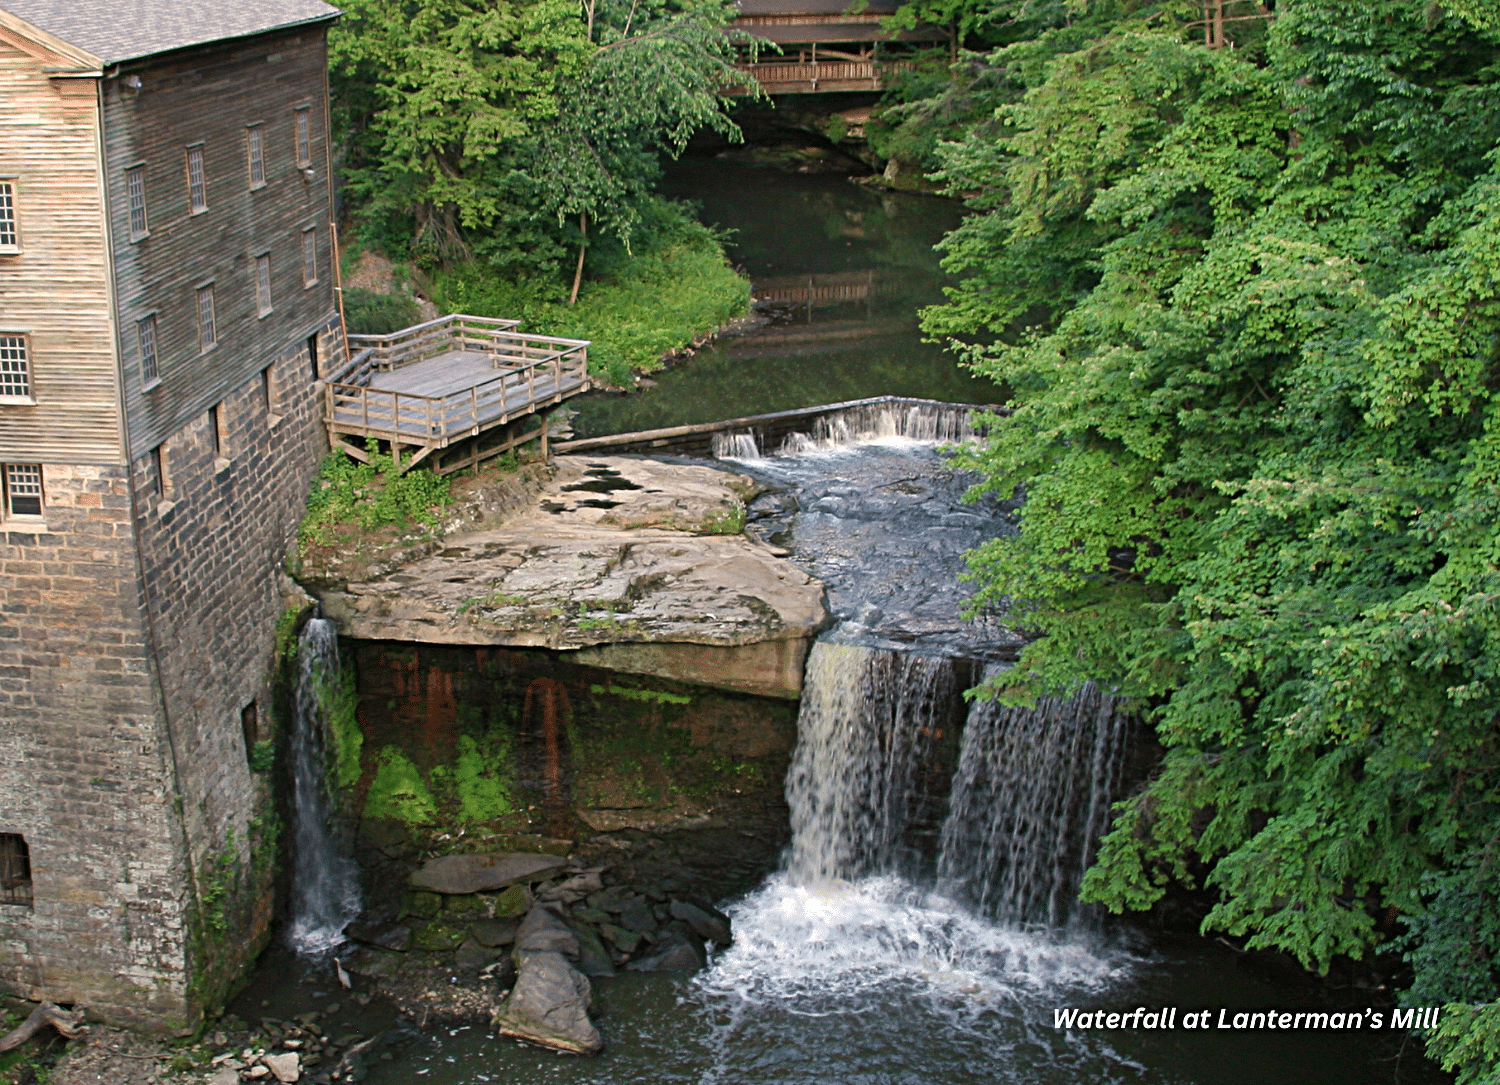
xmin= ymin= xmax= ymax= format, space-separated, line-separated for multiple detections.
xmin=334 ymin=844 xmax=739 ymax=1061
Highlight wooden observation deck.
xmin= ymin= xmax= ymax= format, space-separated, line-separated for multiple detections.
xmin=728 ymin=0 xmax=945 ymax=94
xmin=323 ymin=314 xmax=591 ymax=474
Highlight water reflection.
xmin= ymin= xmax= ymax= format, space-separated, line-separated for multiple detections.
xmin=569 ymin=158 xmax=1001 ymax=438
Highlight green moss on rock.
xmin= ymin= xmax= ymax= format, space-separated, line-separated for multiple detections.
xmin=364 ymin=745 xmax=439 ymax=825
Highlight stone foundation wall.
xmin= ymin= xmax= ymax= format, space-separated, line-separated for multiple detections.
xmin=0 ymin=464 xmax=191 ymax=1028
xmin=128 ymin=318 xmax=341 ymax=1011
xmin=0 ymin=316 xmax=342 ymax=1029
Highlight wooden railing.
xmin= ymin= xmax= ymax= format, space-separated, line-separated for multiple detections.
xmin=324 ymin=339 xmax=590 ymax=446
xmin=323 ymin=345 xmax=377 ymax=389
xmin=729 ymin=60 xmax=912 ymax=92
xmin=347 ymin=313 xmax=525 ymax=372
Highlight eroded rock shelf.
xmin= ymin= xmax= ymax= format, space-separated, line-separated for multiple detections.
xmin=316 ymin=456 xmax=830 ymax=697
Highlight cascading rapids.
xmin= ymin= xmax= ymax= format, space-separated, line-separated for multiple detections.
xmin=286 ymin=618 xmax=362 ymax=955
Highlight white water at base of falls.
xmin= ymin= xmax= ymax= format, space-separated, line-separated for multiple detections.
xmin=286 ymin=617 xmax=362 ymax=955
xmin=699 ymin=874 xmax=1128 ymax=1017
xmin=691 ymin=639 xmax=1136 ymax=1041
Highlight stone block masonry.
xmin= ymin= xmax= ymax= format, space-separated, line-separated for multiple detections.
xmin=0 ymin=317 xmax=343 ymax=1030
xmin=0 ymin=462 xmax=191 ymax=1028
xmin=127 ymin=319 xmax=343 ymax=1015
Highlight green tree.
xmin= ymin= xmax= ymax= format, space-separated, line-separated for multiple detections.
xmin=331 ymin=0 xmax=751 ymax=274
xmin=916 ymin=1 xmax=1500 ymax=1079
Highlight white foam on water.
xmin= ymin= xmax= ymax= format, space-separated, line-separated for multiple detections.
xmin=697 ymin=873 xmax=1130 ymax=1024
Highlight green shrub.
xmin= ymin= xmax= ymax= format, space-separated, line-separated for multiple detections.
xmin=343 ymin=287 xmax=422 ymax=335
xmin=299 ymin=440 xmax=451 ymax=549
xmin=429 ymin=199 xmax=749 ymax=388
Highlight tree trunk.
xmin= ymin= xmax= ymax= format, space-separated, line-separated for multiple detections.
xmin=0 ymin=1002 xmax=87 ymax=1053
xmin=569 ymin=211 xmax=588 ymax=306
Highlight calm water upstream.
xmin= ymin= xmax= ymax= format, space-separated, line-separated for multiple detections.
xmin=242 ymin=155 xmax=1450 ymax=1085
xmin=569 ymin=155 xmax=1001 ymax=438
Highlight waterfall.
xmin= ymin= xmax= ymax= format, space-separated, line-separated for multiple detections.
xmin=287 ymin=618 xmax=362 ymax=955
xmin=936 ymin=671 xmax=1128 ymax=929
xmin=711 ymin=431 xmax=764 ymax=460
xmin=785 ymin=643 xmax=958 ymax=884
xmin=784 ymin=643 xmax=1129 ymax=929
xmin=792 ymin=401 xmax=983 ymax=450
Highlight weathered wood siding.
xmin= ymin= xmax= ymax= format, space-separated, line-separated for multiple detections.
xmin=0 ymin=31 xmax=122 ymax=465
xmin=104 ymin=26 xmax=340 ymax=457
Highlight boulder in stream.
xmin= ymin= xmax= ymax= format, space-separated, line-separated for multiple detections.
xmin=493 ymin=949 xmax=603 ymax=1055
xmin=410 ymin=852 xmax=568 ymax=894
xmin=669 ymin=899 xmax=732 ymax=945
xmin=626 ymin=929 xmax=707 ymax=973
xmin=262 ymin=1052 xmax=301 ymax=1082
xmin=566 ymin=921 xmax=617 ymax=977
xmin=469 ymin=916 xmax=520 ymax=947
xmin=345 ymin=920 xmax=413 ymax=952
xmin=514 ymin=904 xmax=581 ymax=959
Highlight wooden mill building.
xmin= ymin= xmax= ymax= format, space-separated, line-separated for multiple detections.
xmin=0 ymin=0 xmax=345 ymax=1028
xmin=730 ymin=0 xmax=947 ymax=94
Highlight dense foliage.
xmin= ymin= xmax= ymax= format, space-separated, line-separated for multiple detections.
xmin=330 ymin=0 xmax=752 ymax=273
xmin=916 ymin=1 xmax=1500 ymax=1079
xmin=299 ymin=441 xmax=452 ymax=550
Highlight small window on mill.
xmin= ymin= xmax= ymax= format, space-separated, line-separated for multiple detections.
xmin=241 ymin=700 xmax=258 ymax=749
xmin=186 ymin=145 xmax=207 ymax=213
xmin=246 ymin=125 xmax=265 ymax=188
xmin=3 ymin=463 xmax=42 ymax=518
xmin=0 ymin=180 xmax=17 ymax=250
xmin=0 ymin=833 xmax=32 ymax=908
xmin=295 ymin=107 xmax=311 ymax=167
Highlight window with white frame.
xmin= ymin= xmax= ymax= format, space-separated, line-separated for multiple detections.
xmin=2 ymin=464 xmax=42 ymax=518
xmin=247 ymin=126 xmax=265 ymax=188
xmin=126 ymin=166 xmax=148 ymax=239
xmin=0 ymin=181 xmax=17 ymax=250
xmin=295 ymin=107 xmax=311 ymax=167
xmin=255 ymin=253 xmax=272 ymax=316
xmin=0 ymin=335 xmax=29 ymax=398
xmin=186 ymin=145 xmax=206 ymax=213
xmin=196 ymin=286 xmax=216 ymax=352
xmin=301 ymin=227 xmax=317 ymax=286
xmin=137 ymin=315 xmax=158 ymax=387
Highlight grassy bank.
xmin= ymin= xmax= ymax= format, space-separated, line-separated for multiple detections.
xmin=427 ymin=200 xmax=750 ymax=388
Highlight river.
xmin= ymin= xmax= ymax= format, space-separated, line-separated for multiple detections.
xmin=569 ymin=153 xmax=1001 ymax=438
xmin=236 ymin=150 xmax=1450 ymax=1085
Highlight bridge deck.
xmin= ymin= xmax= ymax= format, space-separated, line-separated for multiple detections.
xmin=322 ymin=314 xmax=591 ymax=471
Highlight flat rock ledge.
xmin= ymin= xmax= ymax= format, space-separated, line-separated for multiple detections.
xmin=319 ymin=456 xmax=829 ymax=697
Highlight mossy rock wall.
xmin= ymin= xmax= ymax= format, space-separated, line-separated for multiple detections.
xmin=344 ymin=641 xmax=796 ymax=863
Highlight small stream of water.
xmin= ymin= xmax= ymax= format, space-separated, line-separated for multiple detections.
xmin=287 ymin=617 xmax=362 ymax=955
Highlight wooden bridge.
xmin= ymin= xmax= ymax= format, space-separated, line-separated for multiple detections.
xmin=323 ymin=314 xmax=591 ymax=474
xmin=728 ymin=0 xmax=943 ymax=94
